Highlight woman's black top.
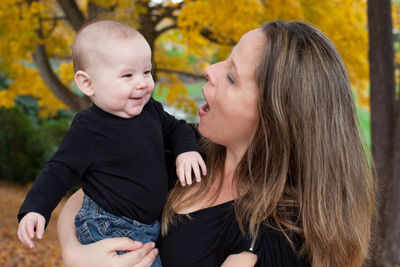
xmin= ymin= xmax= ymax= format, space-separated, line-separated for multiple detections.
xmin=157 ymin=200 xmax=308 ymax=267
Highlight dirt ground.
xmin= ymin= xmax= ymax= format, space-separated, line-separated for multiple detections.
xmin=0 ymin=180 xmax=64 ymax=266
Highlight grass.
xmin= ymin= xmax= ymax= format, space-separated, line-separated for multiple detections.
xmin=357 ymin=105 xmax=372 ymax=149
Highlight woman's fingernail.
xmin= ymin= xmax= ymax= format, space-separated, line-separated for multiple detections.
xmin=153 ymin=248 xmax=159 ymax=255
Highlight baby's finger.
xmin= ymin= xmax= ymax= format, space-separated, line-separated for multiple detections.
xmin=17 ymin=224 xmax=24 ymax=245
xmin=21 ymin=223 xmax=34 ymax=248
xmin=198 ymin=158 xmax=207 ymax=176
xmin=26 ymin=218 xmax=36 ymax=239
xmin=36 ymin=217 xmax=45 ymax=239
xmin=177 ymin=164 xmax=186 ymax=186
xmin=185 ymin=164 xmax=192 ymax=185
xmin=192 ymin=163 xmax=201 ymax=183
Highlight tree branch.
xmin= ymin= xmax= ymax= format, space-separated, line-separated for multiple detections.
xmin=88 ymin=2 xmax=117 ymax=20
xmin=157 ymin=68 xmax=206 ymax=80
xmin=155 ymin=2 xmax=182 ymax=18
xmin=57 ymin=0 xmax=85 ymax=31
xmin=200 ymin=28 xmax=236 ymax=46
xmin=40 ymin=16 xmax=66 ymax=21
xmin=150 ymin=2 xmax=181 ymax=26
xmin=40 ymin=16 xmax=66 ymax=38
xmin=33 ymin=43 xmax=91 ymax=111
xmin=156 ymin=24 xmax=177 ymax=36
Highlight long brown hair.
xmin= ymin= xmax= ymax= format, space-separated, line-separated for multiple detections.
xmin=163 ymin=21 xmax=376 ymax=267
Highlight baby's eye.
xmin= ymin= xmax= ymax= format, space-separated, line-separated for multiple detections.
xmin=144 ymin=70 xmax=151 ymax=75
xmin=122 ymin=74 xmax=133 ymax=78
xmin=227 ymin=72 xmax=235 ymax=84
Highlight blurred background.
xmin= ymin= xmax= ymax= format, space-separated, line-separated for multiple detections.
xmin=0 ymin=0 xmax=398 ymax=266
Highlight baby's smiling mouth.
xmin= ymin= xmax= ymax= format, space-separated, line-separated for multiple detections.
xmin=130 ymin=96 xmax=143 ymax=100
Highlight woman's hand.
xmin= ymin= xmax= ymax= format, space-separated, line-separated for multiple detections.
xmin=62 ymin=237 xmax=158 ymax=267
xmin=57 ymin=189 xmax=157 ymax=267
xmin=221 ymin=252 xmax=257 ymax=267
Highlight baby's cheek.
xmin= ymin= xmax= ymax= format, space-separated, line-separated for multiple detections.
xmin=144 ymin=94 xmax=152 ymax=105
xmin=148 ymin=81 xmax=155 ymax=92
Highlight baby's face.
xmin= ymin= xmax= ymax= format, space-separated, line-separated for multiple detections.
xmin=87 ymin=36 xmax=154 ymax=118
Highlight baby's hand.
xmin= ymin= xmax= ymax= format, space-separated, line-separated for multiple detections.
xmin=18 ymin=212 xmax=45 ymax=249
xmin=176 ymin=151 xmax=207 ymax=186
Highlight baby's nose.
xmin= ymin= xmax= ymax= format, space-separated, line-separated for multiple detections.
xmin=135 ymin=81 xmax=146 ymax=90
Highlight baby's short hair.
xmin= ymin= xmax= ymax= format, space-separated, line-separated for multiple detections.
xmin=72 ymin=20 xmax=139 ymax=72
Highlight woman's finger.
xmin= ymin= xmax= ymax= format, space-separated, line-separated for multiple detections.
xmin=132 ymin=248 xmax=159 ymax=267
xmin=97 ymin=237 xmax=143 ymax=253
xmin=118 ymin=242 xmax=156 ymax=266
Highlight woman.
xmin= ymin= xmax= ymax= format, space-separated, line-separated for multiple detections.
xmin=58 ymin=21 xmax=376 ymax=267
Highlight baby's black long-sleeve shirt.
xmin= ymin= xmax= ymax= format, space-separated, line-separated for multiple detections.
xmin=18 ymin=98 xmax=203 ymax=226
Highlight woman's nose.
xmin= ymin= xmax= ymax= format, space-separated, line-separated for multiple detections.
xmin=204 ymin=65 xmax=216 ymax=86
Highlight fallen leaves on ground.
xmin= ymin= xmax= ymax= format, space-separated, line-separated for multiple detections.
xmin=0 ymin=180 xmax=64 ymax=266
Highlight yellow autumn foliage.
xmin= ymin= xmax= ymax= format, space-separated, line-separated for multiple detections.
xmin=0 ymin=0 xmax=380 ymax=116
xmin=179 ymin=0 xmax=370 ymax=109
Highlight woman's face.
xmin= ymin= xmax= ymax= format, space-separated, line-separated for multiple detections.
xmin=198 ymin=29 xmax=265 ymax=152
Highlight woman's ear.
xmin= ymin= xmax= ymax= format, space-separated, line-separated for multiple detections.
xmin=75 ymin=70 xmax=94 ymax=96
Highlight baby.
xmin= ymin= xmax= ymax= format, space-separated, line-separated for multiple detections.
xmin=17 ymin=20 xmax=206 ymax=267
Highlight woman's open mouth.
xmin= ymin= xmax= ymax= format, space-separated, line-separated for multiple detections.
xmin=198 ymin=102 xmax=210 ymax=116
xmin=199 ymin=87 xmax=210 ymax=116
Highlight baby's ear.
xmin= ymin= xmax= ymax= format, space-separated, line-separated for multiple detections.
xmin=75 ymin=70 xmax=94 ymax=96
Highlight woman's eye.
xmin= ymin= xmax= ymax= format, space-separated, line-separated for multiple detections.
xmin=122 ymin=74 xmax=132 ymax=78
xmin=227 ymin=72 xmax=235 ymax=84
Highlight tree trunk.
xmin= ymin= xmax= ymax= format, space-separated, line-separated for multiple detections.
xmin=56 ymin=0 xmax=85 ymax=31
xmin=367 ymin=0 xmax=400 ymax=266
xmin=33 ymin=43 xmax=91 ymax=111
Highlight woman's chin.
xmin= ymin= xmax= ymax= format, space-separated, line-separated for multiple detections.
xmin=198 ymin=121 xmax=208 ymax=139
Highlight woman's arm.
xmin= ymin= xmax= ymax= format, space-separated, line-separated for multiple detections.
xmin=221 ymin=252 xmax=257 ymax=267
xmin=57 ymin=189 xmax=158 ymax=267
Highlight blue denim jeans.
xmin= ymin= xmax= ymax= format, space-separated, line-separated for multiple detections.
xmin=75 ymin=195 xmax=162 ymax=267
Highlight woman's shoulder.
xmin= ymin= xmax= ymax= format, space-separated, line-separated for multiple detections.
xmin=252 ymin=225 xmax=309 ymax=267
